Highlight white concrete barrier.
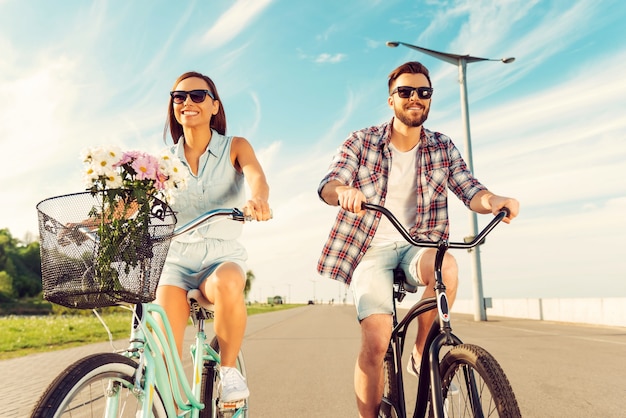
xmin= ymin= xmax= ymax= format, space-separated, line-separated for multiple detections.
xmin=451 ymin=297 xmax=626 ymax=327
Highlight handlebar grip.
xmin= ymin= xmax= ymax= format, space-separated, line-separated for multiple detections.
xmin=242 ymin=208 xmax=274 ymax=222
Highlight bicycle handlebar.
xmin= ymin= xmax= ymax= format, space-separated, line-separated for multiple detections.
xmin=361 ymin=202 xmax=509 ymax=250
xmin=71 ymin=207 xmax=268 ymax=245
xmin=171 ymin=208 xmax=248 ymax=238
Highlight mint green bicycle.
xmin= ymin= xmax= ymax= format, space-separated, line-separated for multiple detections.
xmin=31 ymin=191 xmax=250 ymax=418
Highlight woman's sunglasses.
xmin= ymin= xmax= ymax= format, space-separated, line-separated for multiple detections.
xmin=170 ymin=89 xmax=215 ymax=104
xmin=391 ymin=86 xmax=434 ymax=100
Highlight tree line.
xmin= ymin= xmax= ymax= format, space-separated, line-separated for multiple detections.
xmin=0 ymin=228 xmax=257 ymax=305
xmin=0 ymin=229 xmax=41 ymax=302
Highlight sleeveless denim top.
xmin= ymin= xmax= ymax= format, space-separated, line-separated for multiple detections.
xmin=170 ymin=130 xmax=245 ymax=243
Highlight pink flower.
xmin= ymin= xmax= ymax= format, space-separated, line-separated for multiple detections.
xmin=113 ymin=151 xmax=139 ymax=168
xmin=131 ymin=153 xmax=159 ymax=181
xmin=154 ymin=170 xmax=168 ymax=190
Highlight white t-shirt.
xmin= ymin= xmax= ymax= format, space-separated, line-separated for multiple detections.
xmin=370 ymin=142 xmax=417 ymax=245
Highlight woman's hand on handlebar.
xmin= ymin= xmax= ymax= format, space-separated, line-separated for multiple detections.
xmin=243 ymin=197 xmax=272 ymax=221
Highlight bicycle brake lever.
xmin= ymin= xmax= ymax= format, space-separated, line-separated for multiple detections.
xmin=232 ymin=208 xmax=246 ymax=222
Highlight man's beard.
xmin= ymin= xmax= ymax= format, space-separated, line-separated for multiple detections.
xmin=395 ymin=105 xmax=429 ymax=127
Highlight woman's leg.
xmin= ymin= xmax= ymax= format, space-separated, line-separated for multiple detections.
xmin=201 ymin=262 xmax=247 ymax=367
xmin=154 ymin=285 xmax=191 ymax=359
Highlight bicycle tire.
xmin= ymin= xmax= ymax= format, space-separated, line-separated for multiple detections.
xmin=379 ymin=348 xmax=400 ymax=418
xmin=30 ymin=352 xmax=166 ymax=418
xmin=200 ymin=336 xmax=249 ymax=418
xmin=437 ymin=344 xmax=521 ymax=418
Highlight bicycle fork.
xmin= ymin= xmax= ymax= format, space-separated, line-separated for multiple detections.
xmin=420 ymin=241 xmax=462 ymax=418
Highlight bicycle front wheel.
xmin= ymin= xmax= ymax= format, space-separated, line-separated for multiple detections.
xmin=201 ymin=336 xmax=249 ymax=418
xmin=379 ymin=347 xmax=400 ymax=418
xmin=438 ymin=344 xmax=521 ymax=418
xmin=30 ymin=353 xmax=166 ymax=418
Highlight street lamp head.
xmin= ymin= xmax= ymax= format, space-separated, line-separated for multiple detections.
xmin=501 ymin=57 xmax=515 ymax=64
xmin=386 ymin=41 xmax=400 ymax=48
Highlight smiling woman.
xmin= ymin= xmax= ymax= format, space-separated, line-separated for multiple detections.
xmin=154 ymin=70 xmax=273 ymax=404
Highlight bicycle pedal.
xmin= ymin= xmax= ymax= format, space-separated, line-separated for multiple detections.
xmin=219 ymin=398 xmax=246 ymax=410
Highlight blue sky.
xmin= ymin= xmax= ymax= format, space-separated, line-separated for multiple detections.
xmin=1 ymin=0 xmax=625 ymax=304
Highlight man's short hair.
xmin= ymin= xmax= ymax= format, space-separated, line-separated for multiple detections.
xmin=388 ymin=61 xmax=432 ymax=92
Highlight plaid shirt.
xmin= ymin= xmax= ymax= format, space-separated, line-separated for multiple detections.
xmin=317 ymin=118 xmax=486 ymax=284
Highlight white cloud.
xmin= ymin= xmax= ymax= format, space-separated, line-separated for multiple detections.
xmin=201 ymin=0 xmax=274 ymax=50
xmin=240 ymin=91 xmax=262 ymax=139
xmin=365 ymin=38 xmax=382 ymax=49
xmin=0 ymin=57 xmax=78 ymax=176
xmin=316 ymin=24 xmax=339 ymax=42
xmin=314 ymin=53 xmax=347 ymax=64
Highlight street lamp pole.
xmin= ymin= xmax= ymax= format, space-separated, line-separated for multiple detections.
xmin=386 ymin=41 xmax=514 ymax=321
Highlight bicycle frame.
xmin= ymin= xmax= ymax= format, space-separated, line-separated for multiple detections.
xmin=117 ymin=302 xmax=214 ymax=417
xmin=110 ymin=208 xmax=250 ymax=417
xmin=364 ymin=203 xmax=509 ymax=418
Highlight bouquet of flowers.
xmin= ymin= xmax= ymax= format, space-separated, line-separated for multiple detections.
xmin=81 ymin=146 xmax=188 ymax=291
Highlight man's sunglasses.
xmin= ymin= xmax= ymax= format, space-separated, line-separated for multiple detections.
xmin=170 ymin=89 xmax=215 ymax=104
xmin=391 ymin=86 xmax=434 ymax=100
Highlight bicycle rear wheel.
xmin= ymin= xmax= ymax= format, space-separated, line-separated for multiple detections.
xmin=30 ymin=353 xmax=166 ymax=418
xmin=437 ymin=344 xmax=521 ymax=417
xmin=200 ymin=336 xmax=249 ymax=418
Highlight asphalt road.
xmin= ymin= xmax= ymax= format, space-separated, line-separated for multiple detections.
xmin=1 ymin=304 xmax=625 ymax=417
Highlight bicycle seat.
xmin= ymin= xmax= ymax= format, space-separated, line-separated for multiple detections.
xmin=393 ymin=268 xmax=418 ymax=293
xmin=187 ymin=289 xmax=215 ymax=321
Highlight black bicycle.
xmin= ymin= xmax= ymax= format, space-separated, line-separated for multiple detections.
xmin=361 ymin=203 xmax=521 ymax=418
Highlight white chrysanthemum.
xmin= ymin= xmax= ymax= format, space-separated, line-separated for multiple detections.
xmin=170 ymin=162 xmax=188 ymax=189
xmin=106 ymin=145 xmax=123 ymax=161
xmin=83 ymin=146 xmax=123 ymax=176
xmin=161 ymin=189 xmax=177 ymax=205
xmin=80 ymin=147 xmax=94 ymax=163
xmin=104 ymin=170 xmax=123 ymax=189
xmin=82 ymin=167 xmax=100 ymax=187
xmin=158 ymin=149 xmax=189 ymax=191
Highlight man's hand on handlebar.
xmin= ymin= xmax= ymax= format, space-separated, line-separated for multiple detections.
xmin=488 ymin=196 xmax=520 ymax=224
xmin=336 ymin=186 xmax=367 ymax=216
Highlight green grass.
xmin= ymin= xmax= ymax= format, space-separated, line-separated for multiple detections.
xmin=0 ymin=303 xmax=301 ymax=360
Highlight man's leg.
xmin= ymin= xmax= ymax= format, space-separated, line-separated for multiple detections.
xmin=355 ymin=313 xmax=393 ymax=418
xmin=350 ymin=244 xmax=398 ymax=417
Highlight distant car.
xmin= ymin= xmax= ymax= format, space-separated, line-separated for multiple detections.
xmin=267 ymin=296 xmax=283 ymax=305
xmin=308 ymin=300 xmax=314 ymax=305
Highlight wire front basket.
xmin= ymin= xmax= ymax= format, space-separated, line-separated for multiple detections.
xmin=36 ymin=191 xmax=177 ymax=309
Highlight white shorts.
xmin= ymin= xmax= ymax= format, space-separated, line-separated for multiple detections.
xmin=158 ymin=238 xmax=248 ymax=290
xmin=350 ymin=242 xmax=426 ymax=321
